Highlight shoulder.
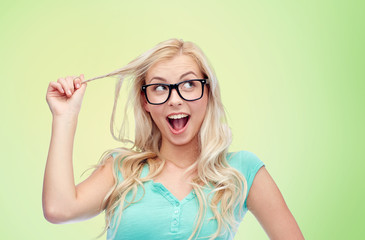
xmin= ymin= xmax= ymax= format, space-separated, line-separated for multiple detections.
xmin=227 ymin=151 xmax=264 ymax=177
xmin=110 ymin=152 xmax=124 ymax=182
xmin=111 ymin=152 xmax=119 ymax=159
xmin=226 ymin=151 xmax=265 ymax=192
xmin=109 ymin=151 xmax=150 ymax=182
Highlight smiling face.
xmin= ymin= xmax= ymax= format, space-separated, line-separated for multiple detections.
xmin=143 ymin=54 xmax=209 ymax=148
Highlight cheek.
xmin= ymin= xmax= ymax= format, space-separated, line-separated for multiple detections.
xmin=147 ymin=105 xmax=165 ymax=123
xmin=201 ymin=98 xmax=209 ymax=120
xmin=194 ymin=98 xmax=208 ymax=121
xmin=200 ymin=93 xmax=209 ymax=112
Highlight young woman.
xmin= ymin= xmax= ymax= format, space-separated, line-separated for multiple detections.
xmin=43 ymin=39 xmax=304 ymax=239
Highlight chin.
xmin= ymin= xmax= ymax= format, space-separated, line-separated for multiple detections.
xmin=164 ymin=132 xmax=199 ymax=148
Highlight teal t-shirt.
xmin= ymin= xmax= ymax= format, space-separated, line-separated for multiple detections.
xmin=106 ymin=151 xmax=264 ymax=240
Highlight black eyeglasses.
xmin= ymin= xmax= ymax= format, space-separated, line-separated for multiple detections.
xmin=141 ymin=79 xmax=208 ymax=105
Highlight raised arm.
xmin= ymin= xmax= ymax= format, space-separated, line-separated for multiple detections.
xmin=42 ymin=75 xmax=115 ymax=224
xmin=246 ymin=167 xmax=304 ymax=240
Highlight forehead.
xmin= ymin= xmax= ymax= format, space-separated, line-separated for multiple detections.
xmin=145 ymin=54 xmax=202 ymax=82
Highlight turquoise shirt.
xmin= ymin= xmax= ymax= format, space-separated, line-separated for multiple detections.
xmin=107 ymin=151 xmax=264 ymax=240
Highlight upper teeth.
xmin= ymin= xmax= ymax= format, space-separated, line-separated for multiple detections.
xmin=168 ymin=114 xmax=188 ymax=119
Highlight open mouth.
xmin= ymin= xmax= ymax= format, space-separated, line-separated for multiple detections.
xmin=167 ymin=114 xmax=190 ymax=131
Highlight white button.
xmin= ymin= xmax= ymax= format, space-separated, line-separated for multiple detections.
xmin=174 ymin=209 xmax=179 ymax=214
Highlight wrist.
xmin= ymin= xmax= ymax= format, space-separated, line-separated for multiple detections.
xmin=52 ymin=114 xmax=79 ymax=125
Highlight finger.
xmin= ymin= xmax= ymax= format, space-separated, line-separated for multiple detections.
xmin=65 ymin=76 xmax=76 ymax=95
xmin=57 ymin=78 xmax=72 ymax=97
xmin=79 ymin=79 xmax=87 ymax=92
xmin=73 ymin=76 xmax=87 ymax=96
xmin=80 ymin=74 xmax=85 ymax=84
xmin=73 ymin=74 xmax=83 ymax=89
xmin=79 ymin=74 xmax=86 ymax=86
xmin=49 ymin=82 xmax=65 ymax=94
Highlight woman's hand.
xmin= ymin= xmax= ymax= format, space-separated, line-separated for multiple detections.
xmin=46 ymin=74 xmax=87 ymax=117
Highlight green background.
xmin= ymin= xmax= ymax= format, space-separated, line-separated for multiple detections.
xmin=1 ymin=0 xmax=364 ymax=239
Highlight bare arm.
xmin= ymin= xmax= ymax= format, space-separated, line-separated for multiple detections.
xmin=42 ymin=75 xmax=115 ymax=224
xmin=247 ymin=167 xmax=304 ymax=240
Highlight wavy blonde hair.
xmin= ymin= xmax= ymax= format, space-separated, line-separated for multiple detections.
xmin=87 ymin=39 xmax=247 ymax=239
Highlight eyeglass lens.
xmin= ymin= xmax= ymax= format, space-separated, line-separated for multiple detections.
xmin=145 ymin=80 xmax=203 ymax=104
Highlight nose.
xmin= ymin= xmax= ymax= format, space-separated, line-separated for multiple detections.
xmin=167 ymin=88 xmax=183 ymax=106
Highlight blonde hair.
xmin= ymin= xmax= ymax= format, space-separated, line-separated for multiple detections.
xmin=88 ymin=39 xmax=247 ymax=239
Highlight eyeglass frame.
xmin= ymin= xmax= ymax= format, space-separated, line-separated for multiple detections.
xmin=141 ymin=79 xmax=209 ymax=105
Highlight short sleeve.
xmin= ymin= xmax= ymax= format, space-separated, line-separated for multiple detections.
xmin=227 ymin=151 xmax=265 ymax=209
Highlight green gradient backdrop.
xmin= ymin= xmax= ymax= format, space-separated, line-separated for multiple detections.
xmin=1 ymin=0 xmax=364 ymax=239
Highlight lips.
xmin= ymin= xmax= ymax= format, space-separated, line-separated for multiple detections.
xmin=167 ymin=113 xmax=190 ymax=133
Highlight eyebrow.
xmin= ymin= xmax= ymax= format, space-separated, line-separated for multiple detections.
xmin=180 ymin=71 xmax=198 ymax=79
xmin=149 ymin=71 xmax=198 ymax=83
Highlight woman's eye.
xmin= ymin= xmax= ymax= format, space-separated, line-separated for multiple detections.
xmin=154 ymin=85 xmax=167 ymax=92
xmin=183 ymin=81 xmax=195 ymax=89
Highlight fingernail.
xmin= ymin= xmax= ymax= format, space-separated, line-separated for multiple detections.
xmin=67 ymin=90 xmax=72 ymax=95
xmin=76 ymin=83 xmax=80 ymax=88
xmin=61 ymin=89 xmax=65 ymax=93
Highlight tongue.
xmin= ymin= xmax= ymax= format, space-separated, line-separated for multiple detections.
xmin=171 ymin=117 xmax=188 ymax=130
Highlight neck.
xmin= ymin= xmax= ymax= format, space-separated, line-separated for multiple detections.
xmin=159 ymin=138 xmax=200 ymax=169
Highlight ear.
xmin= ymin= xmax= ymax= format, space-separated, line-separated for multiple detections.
xmin=142 ymin=92 xmax=150 ymax=112
xmin=144 ymin=101 xmax=150 ymax=112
